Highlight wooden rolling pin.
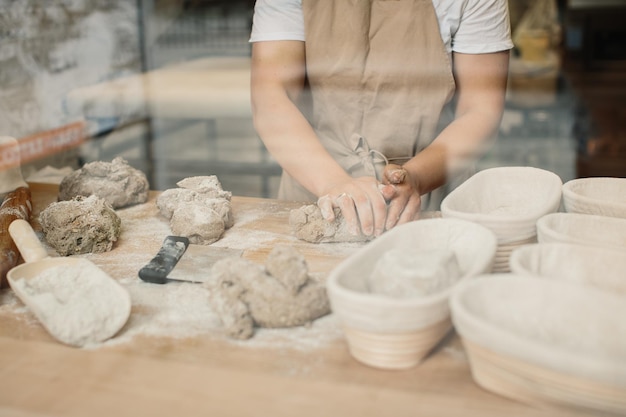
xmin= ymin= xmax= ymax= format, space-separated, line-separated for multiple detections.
xmin=0 ymin=187 xmax=32 ymax=287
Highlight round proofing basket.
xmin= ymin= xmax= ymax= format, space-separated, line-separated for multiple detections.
xmin=509 ymin=242 xmax=626 ymax=294
xmin=537 ymin=212 xmax=626 ymax=251
xmin=441 ymin=167 xmax=563 ymax=244
xmin=327 ymin=218 xmax=497 ymax=370
xmin=562 ymin=177 xmax=626 ymax=219
xmin=450 ymin=275 xmax=626 ymax=415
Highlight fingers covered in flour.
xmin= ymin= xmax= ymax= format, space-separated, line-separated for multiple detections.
xmin=317 ymin=194 xmax=336 ymax=222
xmin=386 ymin=192 xmax=421 ymax=230
xmin=382 ymin=164 xmax=422 ymax=230
xmin=317 ymin=177 xmax=387 ymax=237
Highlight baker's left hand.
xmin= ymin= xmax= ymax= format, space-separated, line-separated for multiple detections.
xmin=381 ymin=164 xmax=422 ymax=230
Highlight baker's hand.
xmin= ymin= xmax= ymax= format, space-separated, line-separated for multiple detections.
xmin=317 ymin=177 xmax=387 ymax=237
xmin=381 ymin=164 xmax=422 ymax=230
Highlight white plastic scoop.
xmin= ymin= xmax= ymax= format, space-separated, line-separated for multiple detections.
xmin=7 ymin=219 xmax=131 ymax=347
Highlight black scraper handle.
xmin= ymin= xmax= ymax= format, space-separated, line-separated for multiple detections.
xmin=138 ymin=236 xmax=189 ymax=284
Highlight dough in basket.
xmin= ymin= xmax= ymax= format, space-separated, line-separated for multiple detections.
xmin=368 ymin=248 xmax=461 ymax=298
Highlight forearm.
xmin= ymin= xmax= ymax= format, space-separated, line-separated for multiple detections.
xmin=251 ymin=40 xmax=387 ymax=235
xmin=252 ymin=95 xmax=350 ymax=198
xmin=403 ymin=108 xmax=502 ymax=195
xmin=403 ymin=50 xmax=509 ymax=196
xmin=250 ymin=40 xmax=350 ymax=198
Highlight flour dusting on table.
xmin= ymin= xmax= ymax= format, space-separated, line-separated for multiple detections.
xmin=90 ymin=198 xmax=348 ymax=351
xmin=3 ymin=196 xmax=353 ymax=353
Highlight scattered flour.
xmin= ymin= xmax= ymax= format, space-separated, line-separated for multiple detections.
xmin=100 ymin=279 xmax=222 ymax=345
xmin=0 ymin=290 xmax=31 ymax=315
xmin=79 ymin=199 xmax=348 ymax=352
xmin=97 ymin=277 xmax=343 ymax=352
xmin=230 ymin=314 xmax=343 ymax=352
xmin=2 ymin=196 xmax=352 ymax=355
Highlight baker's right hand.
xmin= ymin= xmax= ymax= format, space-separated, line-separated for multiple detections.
xmin=317 ymin=177 xmax=387 ymax=237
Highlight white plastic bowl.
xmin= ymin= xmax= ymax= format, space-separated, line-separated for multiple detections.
xmin=451 ymin=274 xmax=626 ymax=414
xmin=441 ymin=167 xmax=563 ymax=244
xmin=562 ymin=177 xmax=626 ymax=219
xmin=510 ymin=242 xmax=626 ymax=294
xmin=327 ymin=218 xmax=497 ymax=370
xmin=537 ymin=212 xmax=626 ymax=250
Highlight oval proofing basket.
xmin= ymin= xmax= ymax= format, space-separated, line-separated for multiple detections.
xmin=327 ymin=218 xmax=497 ymax=370
xmin=450 ymin=275 xmax=626 ymax=415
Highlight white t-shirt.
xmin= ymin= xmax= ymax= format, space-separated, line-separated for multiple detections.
xmin=250 ymin=0 xmax=514 ymax=54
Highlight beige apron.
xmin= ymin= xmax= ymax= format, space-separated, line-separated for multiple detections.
xmin=278 ymin=0 xmax=457 ymax=211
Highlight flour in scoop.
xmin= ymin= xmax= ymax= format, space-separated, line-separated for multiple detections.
xmin=11 ymin=259 xmax=130 ymax=347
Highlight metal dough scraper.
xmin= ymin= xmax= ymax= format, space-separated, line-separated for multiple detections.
xmin=138 ymin=236 xmax=243 ymax=284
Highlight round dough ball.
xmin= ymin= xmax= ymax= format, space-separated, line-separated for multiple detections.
xmin=39 ymin=195 xmax=121 ymax=255
xmin=156 ymin=175 xmax=233 ymax=244
xmin=368 ymin=248 xmax=461 ymax=298
xmin=58 ymin=157 xmax=149 ymax=209
xmin=157 ymin=188 xmax=233 ymax=228
xmin=169 ymin=203 xmax=225 ymax=244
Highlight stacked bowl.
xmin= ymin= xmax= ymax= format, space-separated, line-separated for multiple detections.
xmin=537 ymin=212 xmax=626 ymax=251
xmin=509 ymin=242 xmax=626 ymax=295
xmin=441 ymin=167 xmax=563 ymax=272
xmin=562 ymin=177 xmax=626 ymax=219
xmin=453 ymin=176 xmax=626 ymax=413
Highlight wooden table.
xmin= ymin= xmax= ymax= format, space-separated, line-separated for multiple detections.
xmin=0 ymin=183 xmax=600 ymax=417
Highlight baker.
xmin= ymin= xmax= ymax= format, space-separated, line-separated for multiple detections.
xmin=250 ymin=0 xmax=513 ymax=237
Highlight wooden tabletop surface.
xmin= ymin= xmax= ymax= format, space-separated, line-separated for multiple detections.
xmin=0 ymin=183 xmax=601 ymax=417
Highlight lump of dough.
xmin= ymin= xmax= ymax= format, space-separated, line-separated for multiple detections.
xmin=58 ymin=157 xmax=149 ymax=209
xmin=265 ymin=245 xmax=309 ymax=295
xmin=289 ymin=204 xmax=372 ymax=243
xmin=176 ymin=176 xmax=232 ymax=199
xmin=156 ymin=176 xmax=233 ymax=244
xmin=39 ymin=195 xmax=121 ymax=256
xmin=367 ymin=248 xmax=462 ymax=298
xmin=208 ymin=273 xmax=255 ymax=340
xmin=206 ymin=246 xmax=330 ymax=339
xmin=169 ymin=202 xmax=225 ymax=245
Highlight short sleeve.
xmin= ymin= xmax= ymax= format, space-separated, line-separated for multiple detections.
xmin=452 ymin=0 xmax=514 ymax=54
xmin=249 ymin=0 xmax=305 ymax=42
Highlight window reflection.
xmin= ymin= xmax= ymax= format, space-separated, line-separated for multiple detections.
xmin=0 ymin=0 xmax=624 ymax=198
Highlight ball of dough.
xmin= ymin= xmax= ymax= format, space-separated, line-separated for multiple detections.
xmin=169 ymin=203 xmax=225 ymax=245
xmin=206 ymin=247 xmax=330 ymax=339
xmin=58 ymin=157 xmax=149 ymax=209
xmin=289 ymin=204 xmax=372 ymax=243
xmin=368 ymin=248 xmax=461 ymax=298
xmin=156 ymin=175 xmax=233 ymax=244
xmin=265 ymin=245 xmax=309 ymax=295
xmin=39 ymin=195 xmax=121 ymax=255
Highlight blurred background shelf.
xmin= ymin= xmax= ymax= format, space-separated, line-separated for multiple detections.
xmin=561 ymin=0 xmax=626 ymax=178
